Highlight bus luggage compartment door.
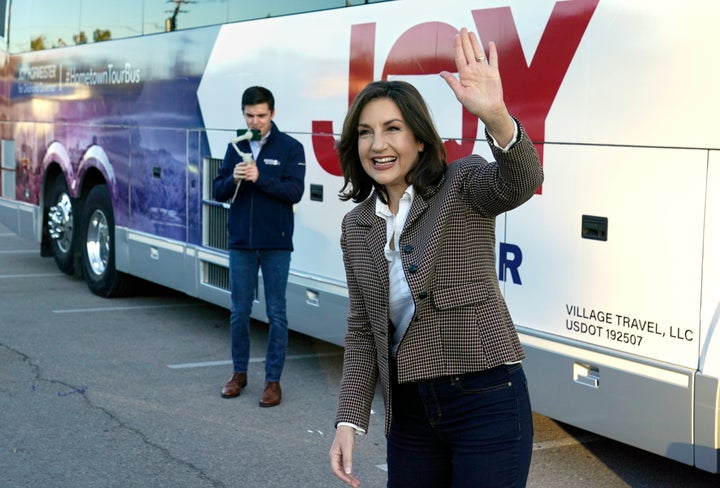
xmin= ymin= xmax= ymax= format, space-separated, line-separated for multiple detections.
xmin=519 ymin=331 xmax=695 ymax=467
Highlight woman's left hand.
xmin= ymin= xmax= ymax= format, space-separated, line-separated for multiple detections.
xmin=329 ymin=426 xmax=361 ymax=487
xmin=440 ymin=28 xmax=515 ymax=146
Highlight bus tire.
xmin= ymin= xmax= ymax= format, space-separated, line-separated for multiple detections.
xmin=46 ymin=177 xmax=76 ymax=275
xmin=80 ymin=184 xmax=129 ymax=297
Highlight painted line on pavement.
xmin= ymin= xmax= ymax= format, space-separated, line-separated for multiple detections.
xmin=0 ymin=272 xmax=62 ymax=279
xmin=53 ymin=303 xmax=203 ymax=314
xmin=167 ymin=352 xmax=343 ymax=369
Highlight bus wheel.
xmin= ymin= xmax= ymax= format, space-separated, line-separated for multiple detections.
xmin=80 ymin=185 xmax=128 ymax=297
xmin=47 ymin=177 xmax=75 ymax=275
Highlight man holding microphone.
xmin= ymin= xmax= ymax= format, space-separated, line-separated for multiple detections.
xmin=213 ymin=85 xmax=306 ymax=407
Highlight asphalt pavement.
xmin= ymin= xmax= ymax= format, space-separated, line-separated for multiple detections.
xmin=1 ymin=223 xmax=719 ymax=487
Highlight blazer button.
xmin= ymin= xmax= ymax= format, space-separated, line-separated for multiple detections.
xmin=417 ymin=291 xmax=428 ymax=299
xmin=403 ymin=244 xmax=414 ymax=253
xmin=407 ymin=264 xmax=418 ymax=273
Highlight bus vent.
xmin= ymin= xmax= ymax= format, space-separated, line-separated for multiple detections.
xmin=205 ymin=262 xmax=230 ymax=291
xmin=202 ymin=156 xmax=229 ymax=251
xmin=205 ymin=203 xmax=229 ymax=251
xmin=201 ymin=157 xmax=230 ymax=291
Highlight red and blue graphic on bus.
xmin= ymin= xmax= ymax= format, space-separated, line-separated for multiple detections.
xmin=8 ymin=27 xmax=219 ymax=244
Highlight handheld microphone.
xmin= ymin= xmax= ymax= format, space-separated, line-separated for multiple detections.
xmin=231 ymin=129 xmax=261 ymax=162
xmin=230 ymin=129 xmax=261 ymax=203
xmin=231 ymin=128 xmax=261 ymax=144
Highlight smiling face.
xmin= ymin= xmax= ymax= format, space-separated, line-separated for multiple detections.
xmin=357 ymin=97 xmax=424 ymax=204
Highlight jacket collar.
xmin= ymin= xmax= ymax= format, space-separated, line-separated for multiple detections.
xmin=355 ymin=170 xmax=445 ymax=230
xmin=240 ymin=121 xmax=278 ymax=153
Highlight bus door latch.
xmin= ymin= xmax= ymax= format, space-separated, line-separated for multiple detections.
xmin=573 ymin=362 xmax=600 ymax=388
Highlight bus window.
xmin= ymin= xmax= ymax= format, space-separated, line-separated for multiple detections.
xmin=12 ymin=0 xmax=142 ymax=51
xmin=228 ymin=0 xmax=345 ymax=23
xmin=25 ymin=0 xmax=80 ymax=51
xmin=8 ymin=0 xmax=33 ymax=52
xmin=144 ymin=0 xmax=228 ymax=34
xmin=80 ymin=0 xmax=143 ymax=43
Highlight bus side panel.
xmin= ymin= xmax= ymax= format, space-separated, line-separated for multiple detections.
xmin=290 ymin=133 xmax=351 ymax=286
xmin=128 ymin=128 xmax=188 ymax=242
xmin=284 ymin=279 xmax=349 ymax=347
xmin=0 ymin=197 xmax=38 ymax=240
xmin=700 ymin=151 xmax=720 ymax=378
xmin=507 ymin=145 xmax=707 ymax=369
xmin=521 ymin=333 xmax=694 ymax=466
xmin=695 ymin=150 xmax=720 ymax=472
xmin=121 ymin=127 xmax=191 ymax=292
xmin=505 ymin=144 xmax=706 ymax=465
xmin=694 ymin=374 xmax=720 ymax=473
xmin=1 ymin=121 xmax=46 ymax=241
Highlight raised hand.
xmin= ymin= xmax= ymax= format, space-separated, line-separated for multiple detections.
xmin=440 ymin=27 xmax=514 ymax=147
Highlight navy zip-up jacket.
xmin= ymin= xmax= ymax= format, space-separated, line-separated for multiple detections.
xmin=213 ymin=121 xmax=306 ymax=251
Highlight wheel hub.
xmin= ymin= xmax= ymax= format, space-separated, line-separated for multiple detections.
xmin=85 ymin=209 xmax=109 ymax=276
xmin=48 ymin=193 xmax=73 ymax=253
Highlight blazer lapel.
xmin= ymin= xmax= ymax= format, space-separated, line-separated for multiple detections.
xmin=405 ymin=193 xmax=429 ymax=230
xmin=354 ymin=198 xmax=390 ymax=293
xmin=404 ymin=174 xmax=443 ymax=230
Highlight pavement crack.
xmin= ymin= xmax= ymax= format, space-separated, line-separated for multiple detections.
xmin=0 ymin=342 xmax=226 ymax=487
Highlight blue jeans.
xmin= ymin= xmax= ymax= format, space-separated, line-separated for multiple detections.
xmin=229 ymin=249 xmax=291 ymax=382
xmin=387 ymin=363 xmax=533 ymax=488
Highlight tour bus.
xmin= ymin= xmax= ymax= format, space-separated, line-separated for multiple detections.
xmin=0 ymin=0 xmax=718 ymax=473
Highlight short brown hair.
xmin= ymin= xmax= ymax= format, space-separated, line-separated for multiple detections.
xmin=337 ymin=80 xmax=446 ymax=204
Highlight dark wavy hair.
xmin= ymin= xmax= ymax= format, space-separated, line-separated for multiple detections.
xmin=337 ymin=80 xmax=446 ymax=204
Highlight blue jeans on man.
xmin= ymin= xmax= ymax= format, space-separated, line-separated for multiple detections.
xmin=224 ymin=249 xmax=290 ymax=406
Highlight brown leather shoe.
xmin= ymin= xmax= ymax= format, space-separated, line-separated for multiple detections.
xmin=259 ymin=381 xmax=281 ymax=407
xmin=221 ymin=372 xmax=247 ymax=399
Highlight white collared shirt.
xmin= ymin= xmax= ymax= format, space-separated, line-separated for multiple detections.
xmin=250 ymin=130 xmax=270 ymax=159
xmin=375 ymin=186 xmax=416 ymax=357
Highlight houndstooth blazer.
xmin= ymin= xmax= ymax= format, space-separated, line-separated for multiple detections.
xmin=335 ymin=122 xmax=544 ymax=436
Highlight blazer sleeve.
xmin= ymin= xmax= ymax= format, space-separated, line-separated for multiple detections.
xmin=463 ymin=120 xmax=544 ymax=217
xmin=334 ymin=213 xmax=380 ymax=432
